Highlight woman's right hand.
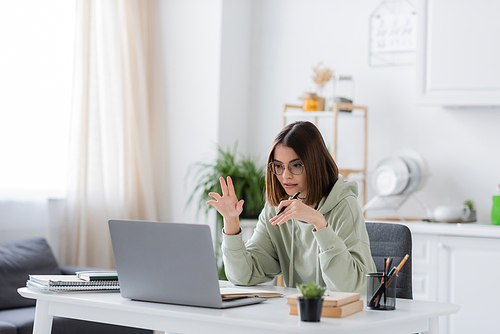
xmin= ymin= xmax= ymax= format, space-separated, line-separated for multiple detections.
xmin=206 ymin=176 xmax=243 ymax=235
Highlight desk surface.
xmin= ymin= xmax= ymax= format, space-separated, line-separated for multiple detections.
xmin=18 ymin=285 xmax=460 ymax=334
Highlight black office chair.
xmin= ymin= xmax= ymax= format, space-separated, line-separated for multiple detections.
xmin=365 ymin=222 xmax=413 ymax=300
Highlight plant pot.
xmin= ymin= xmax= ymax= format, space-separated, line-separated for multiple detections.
xmin=463 ymin=209 xmax=476 ymax=222
xmin=297 ymin=297 xmax=323 ymax=322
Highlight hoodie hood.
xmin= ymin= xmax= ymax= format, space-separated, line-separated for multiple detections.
xmin=317 ymin=175 xmax=359 ymax=216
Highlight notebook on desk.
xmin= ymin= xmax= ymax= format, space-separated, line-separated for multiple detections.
xmin=108 ymin=219 xmax=267 ymax=309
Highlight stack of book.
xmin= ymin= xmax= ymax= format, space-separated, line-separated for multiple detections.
xmin=26 ymin=271 xmax=119 ymax=292
xmin=220 ymin=288 xmax=283 ymax=301
xmin=286 ymin=291 xmax=363 ymax=318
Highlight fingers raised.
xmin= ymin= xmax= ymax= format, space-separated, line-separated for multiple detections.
xmin=219 ymin=176 xmax=229 ymax=196
xmin=227 ymin=176 xmax=235 ymax=197
xmin=237 ymin=199 xmax=244 ymax=213
xmin=208 ymin=192 xmax=222 ymax=201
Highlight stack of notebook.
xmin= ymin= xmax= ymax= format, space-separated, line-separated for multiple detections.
xmin=286 ymin=291 xmax=363 ymax=318
xmin=26 ymin=271 xmax=119 ymax=292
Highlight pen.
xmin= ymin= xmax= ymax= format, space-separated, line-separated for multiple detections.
xmin=275 ymin=191 xmax=301 ymax=216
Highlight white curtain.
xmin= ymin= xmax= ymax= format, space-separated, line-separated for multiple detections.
xmin=61 ymin=0 xmax=160 ymax=268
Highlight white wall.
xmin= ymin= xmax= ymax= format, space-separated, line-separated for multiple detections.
xmin=156 ymin=0 xmax=223 ymax=224
xmin=219 ymin=0 xmax=252 ymax=154
xmin=246 ymin=0 xmax=500 ymax=223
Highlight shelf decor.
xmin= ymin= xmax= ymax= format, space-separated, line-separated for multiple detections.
xmin=312 ymin=62 xmax=333 ymax=95
xmin=298 ymin=92 xmax=323 ymax=112
xmin=311 ymin=62 xmax=334 ymax=110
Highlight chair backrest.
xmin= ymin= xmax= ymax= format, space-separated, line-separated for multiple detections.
xmin=365 ymin=222 xmax=413 ymax=299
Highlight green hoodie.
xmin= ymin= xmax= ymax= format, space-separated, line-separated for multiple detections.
xmin=222 ymin=175 xmax=376 ymax=293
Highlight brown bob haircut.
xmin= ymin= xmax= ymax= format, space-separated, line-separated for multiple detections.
xmin=265 ymin=121 xmax=339 ymax=207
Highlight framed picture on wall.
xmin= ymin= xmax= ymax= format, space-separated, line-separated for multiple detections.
xmin=369 ymin=0 xmax=417 ymax=67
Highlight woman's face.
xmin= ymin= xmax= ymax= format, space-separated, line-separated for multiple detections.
xmin=272 ymin=144 xmax=308 ymax=198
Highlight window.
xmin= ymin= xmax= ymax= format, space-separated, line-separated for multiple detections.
xmin=0 ymin=0 xmax=76 ymax=200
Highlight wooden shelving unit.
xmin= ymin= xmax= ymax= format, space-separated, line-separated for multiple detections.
xmin=282 ymin=103 xmax=368 ymax=205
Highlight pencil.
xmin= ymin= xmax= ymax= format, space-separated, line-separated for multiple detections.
xmin=394 ymin=254 xmax=409 ymax=276
xmin=387 ymin=254 xmax=409 ymax=286
xmin=370 ymin=254 xmax=410 ymax=307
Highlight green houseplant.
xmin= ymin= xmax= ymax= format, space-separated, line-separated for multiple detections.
xmin=296 ymin=282 xmax=326 ymax=322
xmin=186 ymin=142 xmax=266 ymax=279
xmin=463 ymin=199 xmax=476 ymax=222
xmin=464 ymin=200 xmax=474 ymax=211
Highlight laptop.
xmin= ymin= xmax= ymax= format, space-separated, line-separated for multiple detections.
xmin=108 ymin=219 xmax=266 ymax=308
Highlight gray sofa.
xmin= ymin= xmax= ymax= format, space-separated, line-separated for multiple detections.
xmin=0 ymin=237 xmax=153 ymax=334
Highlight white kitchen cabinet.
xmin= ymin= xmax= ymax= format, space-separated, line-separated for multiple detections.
xmin=411 ymin=233 xmax=439 ymax=301
xmin=405 ymin=222 xmax=500 ymax=334
xmin=437 ymin=236 xmax=500 ymax=334
xmin=417 ymin=0 xmax=500 ymax=106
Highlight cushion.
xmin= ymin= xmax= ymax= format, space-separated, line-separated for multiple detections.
xmin=0 ymin=238 xmax=61 ymax=310
xmin=0 ymin=321 xmax=16 ymax=334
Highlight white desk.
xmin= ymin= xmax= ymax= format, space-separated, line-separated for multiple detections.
xmin=18 ymin=286 xmax=459 ymax=334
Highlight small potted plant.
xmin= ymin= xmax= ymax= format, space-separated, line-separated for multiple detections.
xmin=296 ymin=282 xmax=326 ymax=322
xmin=463 ymin=200 xmax=477 ymax=222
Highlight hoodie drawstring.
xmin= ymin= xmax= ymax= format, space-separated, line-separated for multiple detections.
xmin=316 ymin=243 xmax=320 ymax=285
xmin=288 ymin=222 xmax=294 ymax=288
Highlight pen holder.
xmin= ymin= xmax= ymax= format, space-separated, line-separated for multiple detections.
xmin=366 ymin=273 xmax=397 ymax=310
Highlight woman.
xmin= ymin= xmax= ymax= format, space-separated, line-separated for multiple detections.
xmin=207 ymin=121 xmax=376 ymax=293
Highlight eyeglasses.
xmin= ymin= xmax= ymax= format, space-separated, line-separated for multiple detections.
xmin=268 ymin=161 xmax=304 ymax=176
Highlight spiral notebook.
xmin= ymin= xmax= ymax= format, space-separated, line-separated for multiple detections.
xmin=27 ymin=275 xmax=120 ymax=292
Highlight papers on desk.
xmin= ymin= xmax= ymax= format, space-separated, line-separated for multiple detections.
xmin=27 ymin=275 xmax=120 ymax=292
xmin=220 ymin=287 xmax=283 ymax=300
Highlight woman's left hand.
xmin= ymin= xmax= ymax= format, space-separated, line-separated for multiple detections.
xmin=269 ymin=198 xmax=327 ymax=231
